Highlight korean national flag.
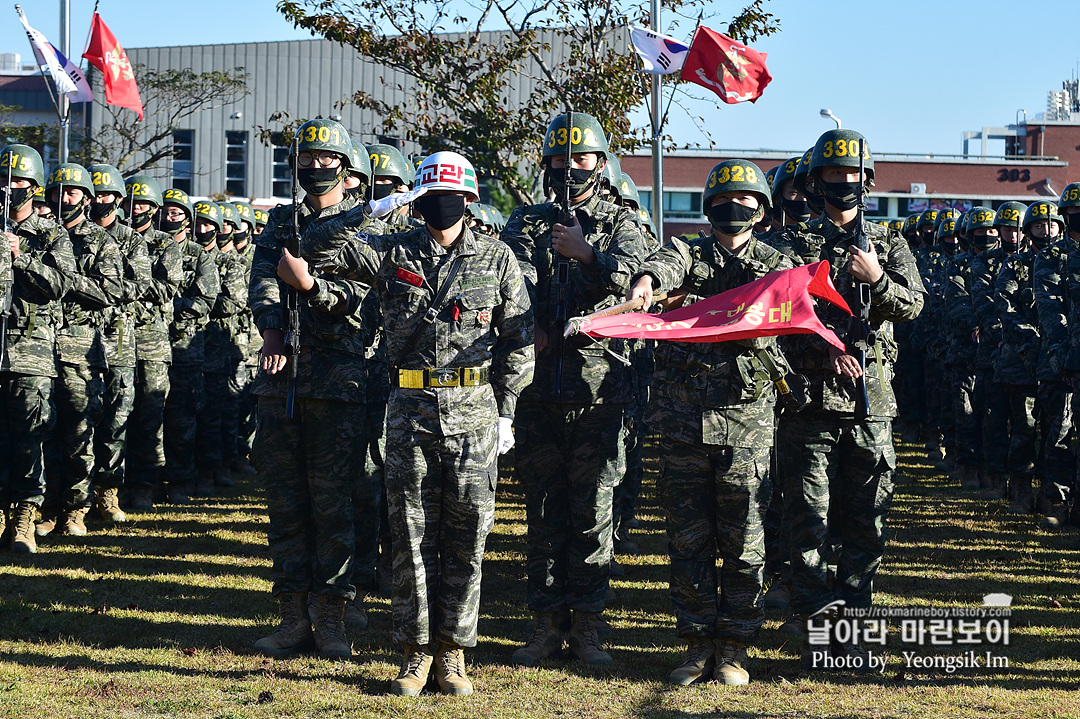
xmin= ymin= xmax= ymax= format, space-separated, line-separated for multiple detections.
xmin=629 ymin=25 xmax=690 ymax=75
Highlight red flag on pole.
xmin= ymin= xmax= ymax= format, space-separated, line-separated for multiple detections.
xmin=679 ymin=27 xmax=772 ymax=104
xmin=578 ymin=262 xmax=851 ymax=350
xmin=82 ymin=13 xmax=143 ymax=120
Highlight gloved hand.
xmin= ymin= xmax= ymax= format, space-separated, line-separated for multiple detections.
xmin=497 ymin=416 xmax=515 ymax=455
xmin=365 ymin=186 xmax=428 ymax=218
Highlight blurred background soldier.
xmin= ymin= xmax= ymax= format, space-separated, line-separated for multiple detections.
xmin=229 ymin=200 xmax=260 ymax=475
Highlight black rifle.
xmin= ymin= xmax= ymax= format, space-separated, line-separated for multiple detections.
xmin=284 ymin=134 xmax=301 ymax=418
xmin=848 ymin=144 xmax=876 ymax=419
xmin=550 ymin=109 xmax=573 ymax=395
xmin=0 ymin=160 xmax=13 ymax=372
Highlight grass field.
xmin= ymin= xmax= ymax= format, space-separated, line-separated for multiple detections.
xmin=2 ymin=437 xmax=1079 ymax=718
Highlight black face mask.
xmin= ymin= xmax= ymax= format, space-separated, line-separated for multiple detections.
xmin=1 ymin=186 xmax=32 ymax=211
xmin=129 ymin=208 xmax=155 ymax=229
xmin=233 ymin=229 xmax=250 ymax=246
xmin=159 ymin=218 xmax=187 ymax=236
xmin=781 ymin=197 xmax=811 ymax=223
xmin=414 ymin=194 xmax=466 ymax=231
xmin=548 ymin=166 xmax=597 ymax=199
xmin=1002 ymin=238 xmax=1019 ymax=253
xmin=973 ymin=237 xmax=998 ymax=252
xmin=941 ymin=238 xmax=958 ymax=255
xmin=89 ymin=200 xmax=118 ymax=221
xmin=805 ymin=190 xmax=826 ymax=216
xmin=59 ymin=202 xmax=84 ymax=224
xmin=821 ymin=180 xmax=861 ymax=211
xmin=707 ymin=201 xmax=759 ymax=236
xmin=345 ymin=185 xmax=365 ymax=200
xmin=372 ymin=183 xmax=396 ymax=200
xmin=195 ymin=229 xmax=216 ymax=247
xmin=1067 ymin=213 xmax=1080 ymax=235
xmin=216 ymin=231 xmax=233 ymax=249
xmin=297 ymin=167 xmax=343 ymax=196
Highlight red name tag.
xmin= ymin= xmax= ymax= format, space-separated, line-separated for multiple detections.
xmin=396 ymin=267 xmax=423 ymax=287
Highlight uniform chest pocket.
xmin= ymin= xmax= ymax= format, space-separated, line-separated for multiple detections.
xmin=705 ymin=354 xmax=766 ymax=406
xmin=455 ymin=284 xmax=499 ymax=331
xmin=383 ymin=279 xmax=426 ymax=333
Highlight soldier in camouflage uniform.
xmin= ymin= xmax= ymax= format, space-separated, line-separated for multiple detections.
xmin=995 ymin=202 xmax=1056 ymax=513
xmin=501 ymin=113 xmax=648 ymax=668
xmin=229 ymin=200 xmax=260 ymax=475
xmin=911 ymin=209 xmax=944 ymax=451
xmin=969 ymin=203 xmax=1025 ymax=499
xmin=930 ymin=210 xmax=962 ymax=473
xmin=248 ymin=120 xmax=381 ymax=662
xmin=781 ymin=130 xmax=924 ymax=667
xmin=368 ymin=143 xmax=417 ymax=232
xmin=1057 ymin=184 xmax=1080 ymax=531
xmin=628 ymin=159 xmax=793 ymax=686
xmin=281 ymin=149 xmax=533 ymax=696
xmin=894 ymin=213 xmax=925 ymax=439
xmin=85 ymin=166 xmax=152 ymax=522
xmin=38 ymin=163 xmax=124 ymax=539
xmin=162 ymin=188 xmax=220 ymax=502
xmin=1031 ymin=199 xmax=1073 ymax=527
xmin=757 ymin=155 xmax=811 ymax=260
xmin=0 ymin=144 xmax=74 ymax=553
xmin=124 ymin=179 xmax=182 ymax=510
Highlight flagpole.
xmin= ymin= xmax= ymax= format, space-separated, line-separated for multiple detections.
xmin=649 ymin=0 xmax=663 ymax=243
xmin=15 ymin=5 xmax=64 ymax=128
xmin=58 ymin=0 xmax=71 ymax=162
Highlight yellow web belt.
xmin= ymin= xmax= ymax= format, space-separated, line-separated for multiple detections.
xmin=397 ymin=366 xmax=489 ymax=389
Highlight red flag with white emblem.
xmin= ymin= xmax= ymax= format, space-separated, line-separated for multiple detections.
xmin=83 ymin=13 xmax=143 ymax=120
xmin=680 ymin=27 xmax=772 ymax=104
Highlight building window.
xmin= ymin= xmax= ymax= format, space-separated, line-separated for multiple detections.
xmin=638 ymin=190 xmax=703 ymax=217
xmin=172 ymin=130 xmax=193 ymax=194
xmin=226 ymin=131 xmax=248 ymax=197
xmin=272 ymin=144 xmax=290 ymax=198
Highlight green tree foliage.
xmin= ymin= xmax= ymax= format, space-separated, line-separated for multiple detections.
xmin=276 ymin=0 xmax=778 ymax=204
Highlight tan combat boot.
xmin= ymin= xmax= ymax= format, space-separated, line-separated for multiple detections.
xmin=0 ymin=504 xmax=7 ymax=546
xmin=511 ymin=610 xmax=567 ymax=666
xmin=343 ymin=597 xmax=368 ymax=630
xmin=60 ymin=507 xmax=89 ymax=536
xmin=667 ymin=636 xmax=715 ymax=686
xmin=195 ymin=470 xmax=215 ymax=498
xmin=96 ymin=487 xmax=127 ymax=522
xmin=310 ymin=595 xmax=351 ymax=659
xmin=433 ymin=642 xmax=473 ymax=696
xmin=253 ymin=592 xmax=314 ymax=656
xmin=1007 ymin=475 xmax=1035 ymax=514
xmin=762 ymin=581 xmax=790 ymax=612
xmin=390 ymin=644 xmax=433 ymax=696
xmin=714 ymin=639 xmax=750 ymax=686
xmin=11 ymin=502 xmax=39 ymax=554
xmin=983 ymin=473 xmax=1008 ymax=500
xmin=567 ymin=610 xmax=613 ymax=666
xmin=35 ymin=512 xmax=58 ymax=537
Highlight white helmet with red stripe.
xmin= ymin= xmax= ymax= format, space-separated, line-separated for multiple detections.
xmin=415 ymin=151 xmax=480 ymax=201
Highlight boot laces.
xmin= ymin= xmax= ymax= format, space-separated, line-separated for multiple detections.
xmin=442 ymin=648 xmax=464 ymax=676
xmin=578 ymin=615 xmax=603 ymax=650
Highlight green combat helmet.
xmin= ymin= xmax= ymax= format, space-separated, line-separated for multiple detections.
xmin=467 ymin=203 xmax=495 ymax=233
xmin=903 ymin=213 xmax=920 ymax=238
xmin=994 ymin=201 xmax=1025 ymax=229
xmin=86 ymin=164 xmax=126 ymax=198
xmin=619 ymin=173 xmax=642 ymax=211
xmin=124 ymin=175 xmax=164 ymax=229
xmin=541 ymin=112 xmax=609 ymax=198
xmin=0 ymin=144 xmax=46 ymax=211
xmin=232 ymin=200 xmax=256 ymax=229
xmin=218 ymin=201 xmax=239 ymax=231
xmin=1023 ymin=200 xmax=1064 ymax=235
xmin=808 ymin=128 xmax=874 ymax=179
xmin=194 ymin=199 xmax=222 ymax=231
xmin=703 ymin=159 xmax=772 ymax=212
xmin=367 ymin=143 xmax=414 ymax=188
xmin=765 ymin=165 xmax=780 ymax=190
xmin=968 ymin=206 xmax=998 ymax=251
xmin=936 ymin=214 xmax=958 ymax=243
xmin=1059 ymin=182 xmax=1080 ymax=211
xmin=45 ymin=162 xmax=95 ymax=224
xmin=888 ymin=218 xmax=905 ymax=233
xmin=293 ymin=118 xmax=353 ymax=196
xmin=348 ymin=138 xmax=372 ymax=187
xmin=160 ymin=187 xmax=194 ymax=236
xmin=917 ymin=209 xmax=939 ymax=231
xmin=602 ymin=154 xmax=624 ymax=201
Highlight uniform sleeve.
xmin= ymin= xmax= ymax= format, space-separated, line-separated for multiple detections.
xmin=578 ymin=207 xmax=648 ymax=298
xmin=499 ymin=205 xmax=540 ymax=306
xmin=67 ymin=233 xmax=124 ymax=310
xmin=1034 ymin=246 xmax=1068 ymax=374
xmin=995 ymin=256 xmax=1038 ymax=345
xmin=143 ymin=236 xmax=183 ymax=307
xmin=302 ymin=277 xmax=370 ymax=317
xmin=301 ymin=211 xmax=388 ymax=286
xmin=868 ymin=232 xmax=925 ymax=324
xmin=123 ymin=232 xmax=153 ymax=303
xmin=211 ymin=255 xmax=248 ymax=319
xmin=970 ymin=255 xmax=1001 ymax=333
xmin=943 ymin=262 xmax=976 ymax=335
xmin=13 ymin=225 xmax=73 ymax=302
xmin=175 ymin=247 xmax=220 ymax=321
xmin=634 ymin=235 xmax=694 ymax=294
xmin=490 ymin=246 xmax=535 ymax=418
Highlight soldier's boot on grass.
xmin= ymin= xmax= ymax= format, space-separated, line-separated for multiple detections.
xmin=214 ymin=468 xmax=234 ymax=488
xmin=567 ymin=611 xmax=613 ymax=666
xmin=35 ymin=512 xmax=58 ymax=537
xmin=60 ymin=508 xmax=89 ymax=536
xmin=96 ymin=487 xmax=127 ymax=523
xmin=512 ymin=610 xmax=567 ymax=666
xmin=762 ymin=581 xmax=790 ymax=612
xmin=166 ymin=484 xmax=192 ymax=504
xmin=253 ymin=592 xmax=314 ymax=657
xmin=983 ymin=473 xmax=1008 ymax=500
xmin=714 ymin=640 xmax=750 ymax=686
xmin=433 ymin=643 xmax=473 ymax=696
xmin=667 ymin=636 xmax=715 ymax=685
xmin=129 ymin=485 xmax=154 ymax=511
xmin=959 ymin=465 xmax=981 ymax=491
xmin=310 ymin=595 xmax=351 ymax=659
xmin=390 ymin=644 xmax=433 ymax=696
xmin=230 ymin=456 xmax=257 ymax=475
xmin=1040 ymin=504 xmax=1070 ymax=530
xmin=1007 ymin=475 xmax=1035 ymax=514
xmin=343 ymin=597 xmax=368 ymax=630
xmin=11 ymin=502 xmax=39 ymax=554
xmin=195 ymin=470 xmax=215 ymax=498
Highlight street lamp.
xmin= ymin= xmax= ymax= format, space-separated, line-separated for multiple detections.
xmin=820 ymin=108 xmax=841 ymax=129
xmin=1015 ymin=108 xmax=1027 ymax=126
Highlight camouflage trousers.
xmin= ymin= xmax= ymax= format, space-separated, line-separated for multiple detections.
xmin=950 ymin=365 xmax=980 ymax=468
xmin=940 ymin=364 xmax=957 ymax=454
xmin=766 ymin=419 xmax=791 ymax=582
xmin=978 ymin=376 xmax=1010 ymax=476
xmin=164 ymin=363 xmax=205 ymax=487
xmin=197 ymin=366 xmax=240 ymax=472
xmin=354 ymin=361 xmax=389 ymax=592
xmin=93 ymin=365 xmax=135 ymax=489
xmin=924 ymin=356 xmax=944 ymax=440
xmin=895 ymin=340 xmax=925 ymax=428
xmin=615 ymin=346 xmax=653 ymax=537
xmin=254 ymin=396 xmax=363 ymax=600
xmin=221 ymin=362 xmax=248 ymax=465
xmin=1037 ymin=381 xmax=1074 ymax=504
xmin=237 ymin=364 xmax=257 ymax=458
xmin=782 ymin=412 xmax=896 ymax=615
xmin=0 ymin=373 xmax=53 ymax=506
xmin=1003 ymin=384 xmax=1038 ymax=478
xmin=127 ymin=360 xmax=171 ymax=489
xmin=517 ymin=401 xmax=624 ymax=614
xmin=385 ymin=419 xmax=497 ymax=648
xmin=658 ymin=438 xmax=771 ymax=643
xmin=45 ymin=362 xmax=105 ymax=511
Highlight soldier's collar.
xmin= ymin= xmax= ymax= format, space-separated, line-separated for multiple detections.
xmin=421 ymin=223 xmax=479 ymax=258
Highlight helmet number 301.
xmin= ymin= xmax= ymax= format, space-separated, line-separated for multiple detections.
xmin=303 ymin=125 xmax=342 ymax=144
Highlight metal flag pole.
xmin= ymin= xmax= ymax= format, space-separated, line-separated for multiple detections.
xmin=15 ymin=5 xmax=64 ymax=126
xmin=649 ymin=0 xmax=663 ymax=243
xmin=58 ymin=0 xmax=71 ymax=162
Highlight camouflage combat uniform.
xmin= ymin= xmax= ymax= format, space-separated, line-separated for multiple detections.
xmin=783 ymin=217 xmax=924 ymax=615
xmin=0 ymin=214 xmax=73 ymax=507
xmin=232 ymin=239 xmax=261 ymax=464
xmin=637 ymin=234 xmax=792 ymax=642
xmin=969 ymin=246 xmax=1012 ymax=479
xmin=163 ymin=236 xmax=220 ymax=492
xmin=249 ymin=196 xmax=380 ymax=601
xmin=942 ymin=247 xmax=981 ymax=473
xmin=94 ymin=219 xmax=151 ymax=493
xmin=500 ymin=195 xmax=646 ymax=615
xmin=303 ymin=213 xmax=534 ymax=648
xmin=127 ymin=226 xmax=183 ymax=493
xmin=44 ymin=217 xmax=123 ymax=515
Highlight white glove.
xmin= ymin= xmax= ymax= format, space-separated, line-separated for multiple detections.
xmin=497 ymin=416 xmax=515 ymax=455
xmin=365 ymin=186 xmax=428 ymax=218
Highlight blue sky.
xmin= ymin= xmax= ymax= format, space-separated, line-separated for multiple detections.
xmin=4 ymin=0 xmax=1078 ymax=156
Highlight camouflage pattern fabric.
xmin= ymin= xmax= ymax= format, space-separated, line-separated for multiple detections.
xmin=0 ymin=375 xmax=55 ymax=506
xmin=127 ymin=359 xmax=171 ymax=489
xmin=970 ymin=247 xmax=1012 ymax=475
xmin=942 ymin=250 xmax=981 ymax=468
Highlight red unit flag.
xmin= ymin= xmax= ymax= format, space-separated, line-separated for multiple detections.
xmin=680 ymin=27 xmax=773 ymax=104
xmin=83 ymin=13 xmax=143 ymax=120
